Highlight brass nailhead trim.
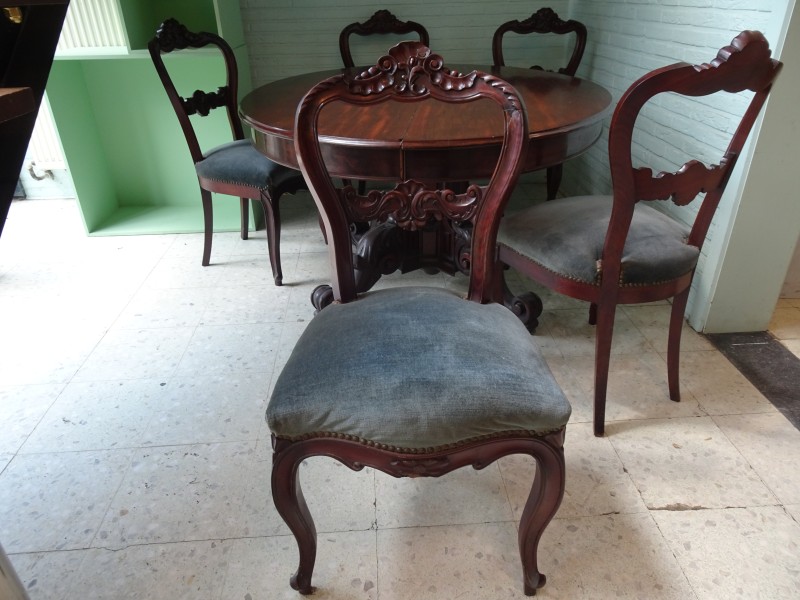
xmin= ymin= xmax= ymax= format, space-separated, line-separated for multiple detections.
xmin=274 ymin=428 xmax=563 ymax=454
xmin=501 ymin=245 xmax=687 ymax=288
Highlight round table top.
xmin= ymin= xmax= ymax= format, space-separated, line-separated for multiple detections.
xmin=240 ymin=65 xmax=612 ymax=181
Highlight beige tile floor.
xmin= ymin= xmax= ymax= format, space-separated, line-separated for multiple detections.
xmin=770 ymin=297 xmax=800 ymax=359
xmin=1 ymin=189 xmax=799 ymax=600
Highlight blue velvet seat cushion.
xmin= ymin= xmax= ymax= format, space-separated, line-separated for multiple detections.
xmin=195 ymin=139 xmax=300 ymax=190
xmin=267 ymin=287 xmax=571 ymax=450
xmin=498 ymin=196 xmax=700 ymax=286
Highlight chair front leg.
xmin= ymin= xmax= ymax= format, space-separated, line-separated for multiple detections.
xmin=519 ymin=430 xmax=566 ymax=596
xmin=272 ymin=443 xmax=317 ymax=595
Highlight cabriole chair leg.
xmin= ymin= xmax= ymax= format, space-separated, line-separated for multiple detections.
xmin=272 ymin=447 xmax=317 ymax=595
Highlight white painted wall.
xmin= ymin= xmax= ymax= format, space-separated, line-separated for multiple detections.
xmin=701 ymin=1 xmax=800 ymax=328
xmin=782 ymin=238 xmax=800 ymax=298
xmin=564 ymin=0 xmax=794 ymax=332
xmin=238 ymin=0 xmax=797 ymax=332
xmin=239 ymin=0 xmax=572 ymax=83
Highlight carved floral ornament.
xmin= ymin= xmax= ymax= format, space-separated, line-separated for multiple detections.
xmin=634 ymin=161 xmax=724 ymax=206
xmin=361 ymin=9 xmax=409 ymax=32
xmin=517 ymin=7 xmax=567 ymax=30
xmin=349 ymin=41 xmax=477 ymax=96
xmin=184 ymin=88 xmax=227 ymax=117
xmin=341 ymin=180 xmax=484 ymax=230
xmin=155 ymin=17 xmax=204 ymax=52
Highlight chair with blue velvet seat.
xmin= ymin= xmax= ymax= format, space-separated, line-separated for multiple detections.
xmin=267 ymin=41 xmax=571 ymax=595
xmin=497 ymin=31 xmax=782 ymax=436
xmin=149 ymin=18 xmax=307 ymax=284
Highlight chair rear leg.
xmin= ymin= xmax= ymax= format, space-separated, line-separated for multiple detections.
xmin=519 ymin=431 xmax=566 ymax=596
xmin=201 ymin=188 xmax=213 ymax=266
xmin=240 ymin=198 xmax=249 ymax=240
xmin=588 ymin=302 xmax=597 ymax=325
xmin=317 ymin=214 xmax=328 ymax=245
xmin=667 ymin=288 xmax=690 ymax=402
xmin=545 ymin=164 xmax=563 ymax=201
xmin=272 ymin=448 xmax=317 ymax=595
xmin=261 ymin=191 xmax=283 ymax=286
xmin=593 ymin=303 xmax=617 ymax=436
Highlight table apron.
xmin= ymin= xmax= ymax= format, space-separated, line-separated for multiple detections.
xmin=252 ymin=120 xmax=605 ymax=182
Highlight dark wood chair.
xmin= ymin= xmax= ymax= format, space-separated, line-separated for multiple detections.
xmin=338 ymin=9 xmax=430 ymax=195
xmin=339 ymin=9 xmax=430 ymax=69
xmin=148 ymin=18 xmax=307 ymax=284
xmin=492 ymin=7 xmax=587 ymax=200
xmin=498 ymin=31 xmax=783 ymax=436
xmin=267 ymin=42 xmax=571 ymax=596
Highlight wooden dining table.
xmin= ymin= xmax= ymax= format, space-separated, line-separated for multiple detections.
xmin=241 ymin=64 xmax=611 ymax=181
xmin=240 ymin=65 xmax=612 ymax=319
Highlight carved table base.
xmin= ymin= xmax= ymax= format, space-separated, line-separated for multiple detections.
xmin=311 ymin=218 xmax=545 ymax=333
xmin=311 ymin=217 xmax=473 ymax=312
xmin=501 ymin=273 xmax=544 ymax=333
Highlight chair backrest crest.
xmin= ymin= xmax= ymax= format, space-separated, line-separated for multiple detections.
xmin=148 ymin=18 xmax=243 ymax=162
xmin=339 ymin=9 xmax=430 ymax=69
xmin=151 ymin=17 xmax=212 ymax=52
xmin=492 ymin=7 xmax=587 ymax=76
xmin=348 ymin=42 xmax=480 ymax=97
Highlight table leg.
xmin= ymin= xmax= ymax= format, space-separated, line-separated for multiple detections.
xmin=501 ymin=269 xmax=544 ymax=333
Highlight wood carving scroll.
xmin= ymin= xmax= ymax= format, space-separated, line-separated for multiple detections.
xmin=386 ymin=454 xmax=517 ymax=477
xmin=687 ymin=30 xmax=779 ymax=94
xmin=183 ymin=88 xmax=227 ymax=117
xmin=633 ymin=160 xmax=725 ymax=206
xmin=350 ymin=41 xmax=477 ymax=96
xmin=357 ymin=9 xmax=415 ymax=35
xmin=154 ymin=17 xmax=216 ymax=53
xmin=450 ymin=221 xmax=472 ymax=274
xmin=340 ymin=181 xmax=485 ymax=230
xmin=387 ymin=457 xmax=451 ymax=477
xmin=514 ymin=7 xmax=573 ymax=33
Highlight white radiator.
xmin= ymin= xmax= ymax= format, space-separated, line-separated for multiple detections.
xmin=27 ymin=0 xmax=129 ymax=173
xmin=28 ymin=97 xmax=64 ymax=171
xmin=56 ymin=0 xmax=128 ymax=54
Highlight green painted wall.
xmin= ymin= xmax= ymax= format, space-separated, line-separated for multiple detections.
xmin=47 ymin=1 xmax=254 ymax=235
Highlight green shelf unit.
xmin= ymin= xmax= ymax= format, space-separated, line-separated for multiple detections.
xmin=46 ymin=0 xmax=254 ymax=237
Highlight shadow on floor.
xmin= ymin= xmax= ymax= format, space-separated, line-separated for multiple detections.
xmin=707 ymin=331 xmax=800 ymax=429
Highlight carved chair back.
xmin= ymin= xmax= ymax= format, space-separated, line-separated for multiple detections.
xmin=339 ymin=9 xmax=430 ymax=69
xmin=148 ymin=18 xmax=243 ymax=164
xmin=492 ymin=7 xmax=587 ymax=76
xmin=600 ymin=30 xmax=782 ymax=294
xmin=295 ymin=41 xmax=528 ymax=305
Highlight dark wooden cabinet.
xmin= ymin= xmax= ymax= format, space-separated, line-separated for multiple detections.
xmin=0 ymin=0 xmax=69 ymax=239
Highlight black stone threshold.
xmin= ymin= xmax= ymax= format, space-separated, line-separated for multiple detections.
xmin=706 ymin=331 xmax=800 ymax=430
